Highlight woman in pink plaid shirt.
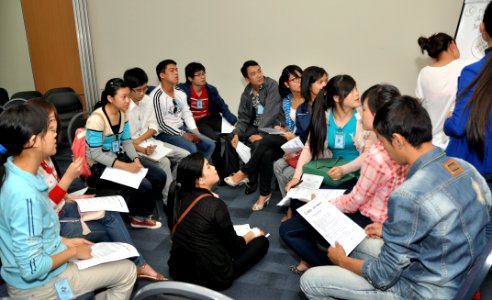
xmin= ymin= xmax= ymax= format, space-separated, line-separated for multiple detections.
xmin=279 ymin=84 xmax=409 ymax=274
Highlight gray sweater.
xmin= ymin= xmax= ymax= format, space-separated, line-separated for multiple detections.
xmin=233 ymin=76 xmax=284 ymax=139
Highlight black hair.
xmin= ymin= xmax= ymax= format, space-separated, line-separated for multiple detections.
xmin=278 ymin=65 xmax=303 ymax=99
xmin=240 ymin=60 xmax=259 ymax=78
xmin=0 ymin=105 xmax=49 ymax=188
xmin=301 ymin=66 xmax=328 ymax=103
xmin=374 ymin=95 xmax=432 ymax=147
xmin=26 ymin=97 xmax=62 ymax=144
xmin=417 ymin=33 xmax=454 ymax=59
xmin=166 ymin=152 xmax=205 ymax=228
xmin=100 ymin=78 xmax=130 ymax=106
xmin=123 ymin=67 xmax=148 ymax=89
xmin=484 ymin=1 xmax=492 ymax=35
xmin=185 ymin=62 xmax=206 ymax=84
xmin=155 ymin=59 xmax=177 ymax=82
xmin=361 ymin=84 xmax=401 ymax=115
xmin=309 ymin=75 xmax=356 ymax=159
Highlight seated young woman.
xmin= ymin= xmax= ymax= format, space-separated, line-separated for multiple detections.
xmin=279 ymin=84 xmax=408 ymax=274
xmin=168 ymin=153 xmax=269 ymax=290
xmin=273 ymin=66 xmax=328 ymax=221
xmin=85 ymin=78 xmax=166 ymax=229
xmin=27 ymin=98 xmax=166 ymax=281
xmin=285 ymin=75 xmax=377 ymax=214
xmin=0 ymin=105 xmax=136 ymax=299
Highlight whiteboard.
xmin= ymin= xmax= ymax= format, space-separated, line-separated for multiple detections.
xmin=455 ymin=0 xmax=491 ymax=60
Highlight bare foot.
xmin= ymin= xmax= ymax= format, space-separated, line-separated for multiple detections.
xmin=281 ymin=208 xmax=293 ymax=222
xmin=137 ymin=263 xmax=167 ymax=281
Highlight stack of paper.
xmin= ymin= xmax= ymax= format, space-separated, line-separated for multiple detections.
xmin=75 ymin=195 xmax=129 ymax=213
xmin=100 ymin=167 xmax=148 ymax=189
xmin=138 ymin=139 xmax=173 ymax=162
xmin=236 ymin=141 xmax=251 ymax=163
xmin=281 ymin=137 xmax=304 ymax=154
xmin=221 ymin=117 xmax=235 ymax=133
xmin=71 ymin=242 xmax=139 ymax=270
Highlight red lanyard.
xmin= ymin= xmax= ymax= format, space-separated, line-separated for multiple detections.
xmin=41 ymin=160 xmax=59 ymax=182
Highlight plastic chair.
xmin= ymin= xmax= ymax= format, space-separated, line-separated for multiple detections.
xmin=10 ymin=90 xmax=42 ymax=100
xmin=454 ymin=238 xmax=492 ymax=300
xmin=3 ymin=98 xmax=26 ymax=109
xmin=67 ymin=111 xmax=90 ymax=146
xmin=132 ymin=281 xmax=234 ymax=300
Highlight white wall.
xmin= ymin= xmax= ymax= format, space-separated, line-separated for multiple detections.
xmin=85 ymin=0 xmax=463 ymax=112
xmin=0 ymin=0 xmax=35 ymax=96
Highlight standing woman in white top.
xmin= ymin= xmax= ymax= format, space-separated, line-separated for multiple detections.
xmin=415 ymin=33 xmax=470 ymax=149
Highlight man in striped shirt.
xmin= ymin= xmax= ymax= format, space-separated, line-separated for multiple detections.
xmin=150 ymin=59 xmax=215 ymax=161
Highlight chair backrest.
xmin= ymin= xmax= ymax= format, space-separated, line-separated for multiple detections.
xmin=132 ymin=281 xmax=234 ymax=300
xmin=44 ymin=91 xmax=83 ymax=114
xmin=0 ymin=88 xmax=9 ymax=106
xmin=67 ymin=111 xmax=90 ymax=146
xmin=44 ymin=87 xmax=76 ymax=99
xmin=0 ymin=105 xmax=4 ymax=114
xmin=11 ymin=90 xmax=42 ymax=100
xmin=3 ymin=98 xmax=26 ymax=109
xmin=146 ymin=85 xmax=156 ymax=95
xmin=454 ymin=237 xmax=492 ymax=300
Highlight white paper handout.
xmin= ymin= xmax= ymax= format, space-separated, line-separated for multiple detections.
xmin=69 ymin=187 xmax=88 ymax=197
xmin=71 ymin=242 xmax=139 ymax=270
xmin=281 ymin=137 xmax=304 ymax=154
xmin=221 ymin=117 xmax=235 ymax=134
xmin=259 ymin=127 xmax=284 ymax=135
xmin=138 ymin=139 xmax=173 ymax=162
xmin=233 ymin=224 xmax=251 ymax=236
xmin=236 ymin=141 xmax=251 ymax=163
xmin=297 ymin=197 xmax=366 ymax=255
xmin=75 ymin=195 xmax=129 ymax=213
xmin=100 ymin=167 xmax=148 ymax=189
xmin=277 ymin=174 xmax=325 ymax=206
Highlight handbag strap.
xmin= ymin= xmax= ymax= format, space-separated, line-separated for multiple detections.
xmin=171 ymin=194 xmax=209 ymax=239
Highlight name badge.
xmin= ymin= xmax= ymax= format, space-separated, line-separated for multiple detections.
xmin=257 ymin=104 xmax=264 ymax=115
xmin=196 ymin=99 xmax=203 ymax=109
xmin=112 ymin=140 xmax=120 ymax=153
xmin=54 ymin=278 xmax=74 ymax=300
xmin=334 ymin=132 xmax=345 ymax=149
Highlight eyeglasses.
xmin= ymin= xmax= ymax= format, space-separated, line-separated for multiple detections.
xmin=132 ymin=85 xmax=148 ymax=94
xmin=193 ymin=71 xmax=206 ymax=77
xmin=287 ymin=77 xmax=301 ymax=83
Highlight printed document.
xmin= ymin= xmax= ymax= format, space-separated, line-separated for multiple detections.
xmin=100 ymin=167 xmax=148 ymax=189
xmin=221 ymin=117 xmax=235 ymax=134
xmin=233 ymin=224 xmax=251 ymax=236
xmin=281 ymin=137 xmax=304 ymax=154
xmin=75 ymin=195 xmax=129 ymax=213
xmin=277 ymin=174 xmax=325 ymax=206
xmin=236 ymin=141 xmax=251 ymax=163
xmin=138 ymin=139 xmax=173 ymax=162
xmin=297 ymin=197 xmax=366 ymax=255
xmin=71 ymin=242 xmax=139 ymax=270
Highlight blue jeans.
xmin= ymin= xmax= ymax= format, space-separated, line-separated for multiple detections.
xmin=156 ymin=127 xmax=215 ymax=162
xmin=59 ymin=202 xmax=145 ymax=267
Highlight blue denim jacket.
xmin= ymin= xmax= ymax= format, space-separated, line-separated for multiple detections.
xmin=362 ymin=147 xmax=491 ymax=299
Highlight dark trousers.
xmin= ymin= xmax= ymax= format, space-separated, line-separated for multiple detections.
xmin=232 ymin=236 xmax=269 ymax=279
xmin=279 ymin=209 xmax=371 ymax=267
xmin=196 ymin=114 xmax=222 ymax=141
xmin=87 ymin=158 xmax=166 ymax=218
xmin=242 ymin=134 xmax=285 ymax=196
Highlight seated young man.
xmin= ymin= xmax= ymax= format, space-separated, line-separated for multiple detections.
xmin=150 ymin=59 xmax=215 ymax=161
xmin=124 ymin=67 xmax=189 ymax=205
xmin=176 ymin=62 xmax=239 ymax=177
xmin=300 ymin=96 xmax=492 ymax=299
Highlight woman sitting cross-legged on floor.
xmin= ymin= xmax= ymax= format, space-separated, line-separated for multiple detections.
xmin=27 ymin=98 xmax=166 ymax=281
xmin=168 ymin=152 xmax=269 ymax=290
xmin=279 ymin=84 xmax=408 ymax=274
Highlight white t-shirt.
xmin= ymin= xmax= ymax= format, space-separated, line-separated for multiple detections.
xmin=415 ymin=59 xmax=472 ymax=149
xmin=127 ymin=94 xmax=160 ymax=138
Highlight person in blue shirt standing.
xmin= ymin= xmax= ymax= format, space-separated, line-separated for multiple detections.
xmin=444 ymin=2 xmax=492 ymax=190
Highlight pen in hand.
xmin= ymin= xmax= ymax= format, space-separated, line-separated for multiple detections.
xmin=291 ymin=179 xmax=303 ymax=188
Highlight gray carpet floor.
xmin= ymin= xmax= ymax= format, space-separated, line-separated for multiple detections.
xmin=0 ymin=142 xmax=303 ymax=299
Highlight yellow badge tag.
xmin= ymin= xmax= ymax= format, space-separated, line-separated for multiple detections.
xmin=443 ymin=159 xmax=464 ymax=176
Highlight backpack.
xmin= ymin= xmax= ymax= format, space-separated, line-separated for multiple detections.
xmin=71 ymin=127 xmax=91 ymax=178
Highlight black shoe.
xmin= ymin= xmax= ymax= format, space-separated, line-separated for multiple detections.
xmin=245 ymin=182 xmax=257 ymax=195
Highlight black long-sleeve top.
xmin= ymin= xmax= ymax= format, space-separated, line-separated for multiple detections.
xmin=168 ymin=188 xmax=246 ymax=290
